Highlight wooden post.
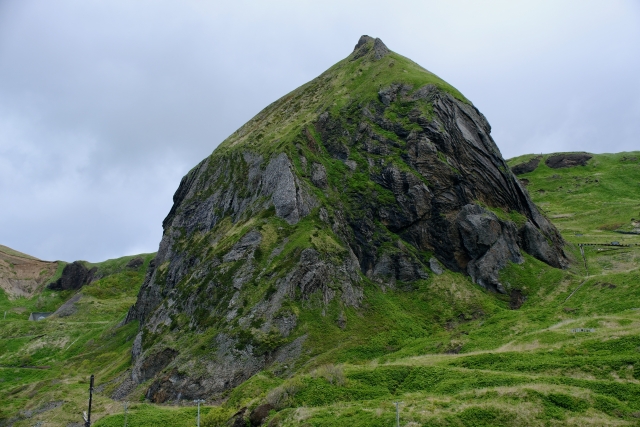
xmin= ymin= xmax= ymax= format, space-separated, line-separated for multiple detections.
xmin=85 ymin=374 xmax=94 ymax=427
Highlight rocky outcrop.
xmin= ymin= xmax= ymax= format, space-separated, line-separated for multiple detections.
xmin=249 ymin=404 xmax=273 ymax=426
xmin=545 ymin=153 xmax=592 ymax=169
xmin=52 ymin=293 xmax=81 ymax=317
xmin=520 ymin=221 xmax=565 ymax=269
xmin=47 ymin=261 xmax=96 ymax=291
xmin=352 ymin=35 xmax=389 ymax=61
xmin=456 ymin=205 xmax=523 ymax=293
xmin=511 ymin=157 xmax=541 ymax=175
xmin=311 ymin=162 xmax=328 ymax=189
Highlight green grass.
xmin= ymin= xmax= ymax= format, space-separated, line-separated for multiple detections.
xmin=0 ymin=253 xmax=153 ymax=426
xmin=507 ymin=151 xmax=640 ymax=246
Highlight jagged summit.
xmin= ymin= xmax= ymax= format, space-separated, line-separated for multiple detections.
xmin=352 ymin=35 xmax=390 ymax=60
xmin=117 ymin=36 xmax=569 ymax=403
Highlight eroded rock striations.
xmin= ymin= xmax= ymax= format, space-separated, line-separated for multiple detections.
xmin=118 ymin=35 xmax=568 ymax=402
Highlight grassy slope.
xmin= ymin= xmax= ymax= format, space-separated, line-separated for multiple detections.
xmin=507 ymin=152 xmax=640 ymax=245
xmin=0 ymin=152 xmax=637 ymax=426
xmin=86 ymin=153 xmax=640 ymax=426
xmin=0 ymin=254 xmax=154 ymax=427
xmin=215 ymin=43 xmax=467 ymax=158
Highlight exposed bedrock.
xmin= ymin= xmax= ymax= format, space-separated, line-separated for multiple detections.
xmin=47 ymin=261 xmax=96 ymax=291
xmin=511 ymin=157 xmax=541 ymax=175
xmin=545 ymin=153 xmax=592 ymax=169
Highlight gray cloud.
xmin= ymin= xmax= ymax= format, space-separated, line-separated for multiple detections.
xmin=0 ymin=0 xmax=638 ymax=261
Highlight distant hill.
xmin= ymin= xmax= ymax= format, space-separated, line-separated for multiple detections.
xmin=0 ymin=244 xmax=59 ymax=298
xmin=507 ymin=151 xmax=640 ymax=244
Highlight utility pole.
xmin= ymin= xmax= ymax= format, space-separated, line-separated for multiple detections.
xmin=123 ymin=401 xmax=129 ymax=427
xmin=194 ymin=399 xmax=205 ymax=427
xmin=394 ymin=401 xmax=402 ymax=427
xmin=84 ymin=374 xmax=94 ymax=427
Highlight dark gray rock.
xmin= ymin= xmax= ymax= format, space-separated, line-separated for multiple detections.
xmin=429 ymin=257 xmax=444 ymax=275
xmin=456 ymin=205 xmax=523 ymax=293
xmin=510 ymin=289 xmax=526 ymax=309
xmin=47 ymin=261 xmax=96 ymax=291
xmin=545 ymin=153 xmax=592 ymax=169
xmin=250 ymin=403 xmax=273 ymax=426
xmin=223 ymin=230 xmax=262 ymax=263
xmin=311 ymin=162 xmax=328 ymax=189
xmin=263 ymin=154 xmax=307 ymax=224
xmin=126 ymin=257 xmax=144 ymax=269
xmin=370 ymin=251 xmax=428 ymax=285
xmin=315 ymin=112 xmax=350 ymax=160
xmin=511 ymin=157 xmax=540 ymax=175
xmin=142 ymin=334 xmax=306 ymax=403
xmin=132 ymin=347 xmax=178 ymax=384
xmin=228 ymin=407 xmax=249 ymax=427
xmin=352 ymin=35 xmax=374 ymax=60
xmin=52 ymin=293 xmax=81 ymax=317
xmin=372 ymin=37 xmax=390 ymax=60
xmin=520 ymin=221 xmax=566 ymax=269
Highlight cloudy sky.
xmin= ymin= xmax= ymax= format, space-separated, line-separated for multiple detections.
xmin=0 ymin=0 xmax=638 ymax=262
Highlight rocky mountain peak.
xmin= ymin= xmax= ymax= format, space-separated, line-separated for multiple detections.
xmin=353 ymin=35 xmax=374 ymax=51
xmin=352 ymin=35 xmax=389 ymax=61
xmin=116 ymin=37 xmax=569 ymax=403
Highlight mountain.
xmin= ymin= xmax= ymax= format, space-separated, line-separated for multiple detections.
xmin=118 ymin=35 xmax=568 ymax=403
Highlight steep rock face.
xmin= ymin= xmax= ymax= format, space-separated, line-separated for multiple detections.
xmin=120 ymin=36 xmax=568 ymax=401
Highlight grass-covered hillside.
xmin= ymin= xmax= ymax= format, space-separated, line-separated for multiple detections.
xmin=507 ymin=151 xmax=640 ymax=246
xmin=2 ymin=151 xmax=636 ymax=426
xmin=0 ymin=253 xmax=155 ymax=427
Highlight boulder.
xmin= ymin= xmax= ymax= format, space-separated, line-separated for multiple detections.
xmin=456 ymin=205 xmax=523 ymax=293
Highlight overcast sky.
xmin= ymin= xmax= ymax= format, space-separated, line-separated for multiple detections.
xmin=0 ymin=0 xmax=638 ymax=263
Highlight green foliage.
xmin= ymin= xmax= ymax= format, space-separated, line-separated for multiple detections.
xmin=93 ymin=404 xmax=204 ymax=427
xmin=201 ymin=407 xmax=233 ymax=427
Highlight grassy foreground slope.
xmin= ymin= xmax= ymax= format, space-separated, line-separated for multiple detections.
xmin=89 ymin=153 xmax=640 ymax=427
xmin=2 ymin=152 xmax=639 ymax=426
xmin=0 ymin=254 xmax=154 ymax=427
